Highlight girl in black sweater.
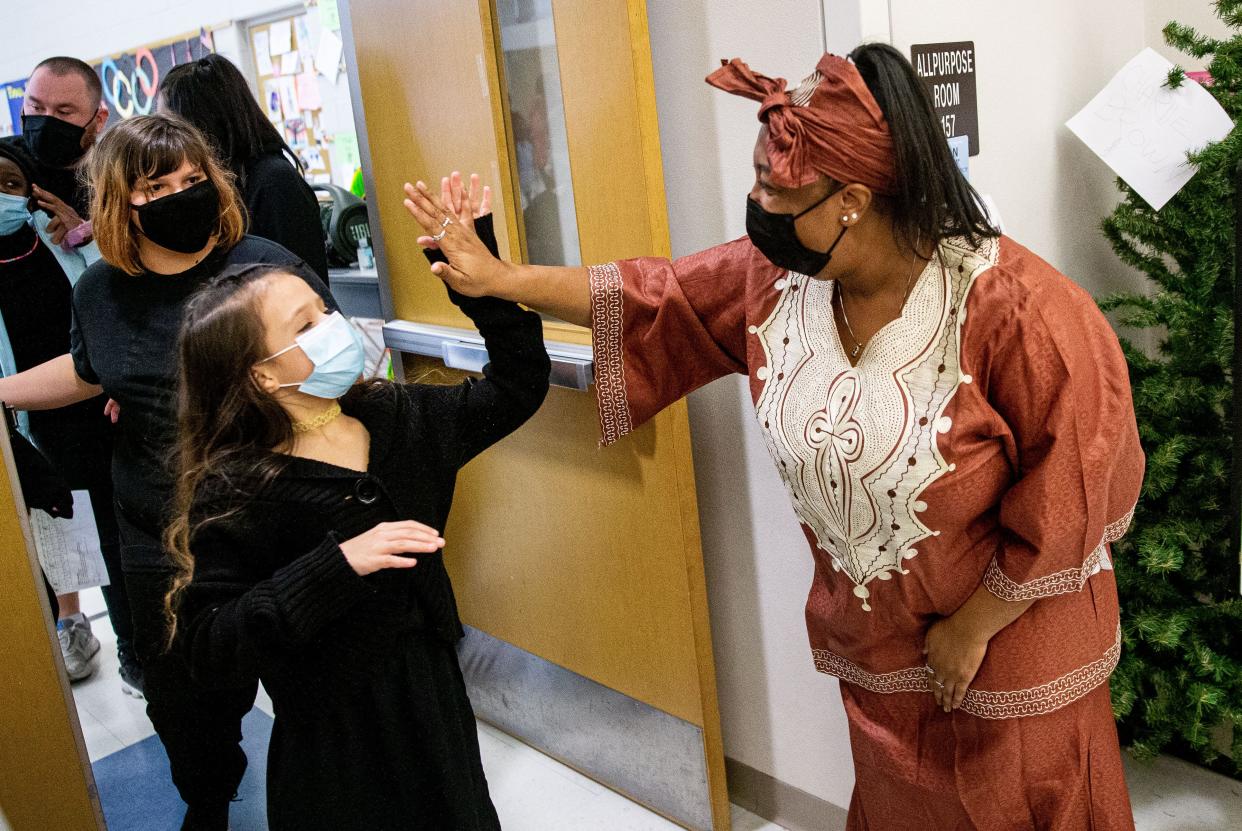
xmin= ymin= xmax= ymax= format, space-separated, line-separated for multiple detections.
xmin=164 ymin=186 xmax=549 ymax=829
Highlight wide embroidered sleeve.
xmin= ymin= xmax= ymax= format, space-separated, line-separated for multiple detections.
xmin=979 ymin=270 xmax=1145 ymax=602
xmin=589 ymin=237 xmax=762 ymax=444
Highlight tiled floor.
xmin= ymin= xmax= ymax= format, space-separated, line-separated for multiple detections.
xmin=71 ymin=590 xmax=1241 ymax=830
xmin=71 ymin=592 xmax=782 ymax=830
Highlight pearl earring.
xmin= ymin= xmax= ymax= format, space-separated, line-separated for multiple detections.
xmin=850 ymin=212 xmax=859 ymax=221
xmin=841 ymin=215 xmax=850 ymax=223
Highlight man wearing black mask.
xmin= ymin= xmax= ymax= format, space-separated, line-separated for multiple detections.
xmin=14 ymin=56 xmax=108 ymax=246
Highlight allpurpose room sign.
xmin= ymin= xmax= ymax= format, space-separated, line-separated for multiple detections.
xmin=911 ymin=41 xmax=979 ymax=156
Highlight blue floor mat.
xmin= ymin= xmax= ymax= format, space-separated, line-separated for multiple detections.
xmin=92 ymin=708 xmax=272 ymax=831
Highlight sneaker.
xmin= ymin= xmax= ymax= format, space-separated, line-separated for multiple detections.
xmin=118 ymin=651 xmax=145 ymax=699
xmin=57 ymin=613 xmax=101 ymax=682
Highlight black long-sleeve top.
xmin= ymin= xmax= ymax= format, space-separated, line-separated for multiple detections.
xmin=174 ymin=266 xmax=547 ymax=828
xmin=178 ymin=282 xmax=549 ymax=684
xmin=242 ymin=152 xmax=331 ymax=283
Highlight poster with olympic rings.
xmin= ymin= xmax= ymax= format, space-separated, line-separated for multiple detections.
xmin=95 ymin=35 xmax=214 ymax=127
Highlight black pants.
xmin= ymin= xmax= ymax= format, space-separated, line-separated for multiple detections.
xmin=30 ymin=412 xmax=132 ymax=654
xmin=117 ymin=508 xmax=258 ymax=811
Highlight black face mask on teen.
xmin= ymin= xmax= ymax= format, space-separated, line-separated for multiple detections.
xmin=21 ymin=114 xmax=90 ymax=169
xmin=746 ymin=187 xmax=848 ymax=276
xmin=134 ymin=180 xmax=220 ymax=254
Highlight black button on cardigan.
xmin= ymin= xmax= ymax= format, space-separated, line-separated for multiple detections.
xmin=354 ymin=477 xmax=379 ymax=504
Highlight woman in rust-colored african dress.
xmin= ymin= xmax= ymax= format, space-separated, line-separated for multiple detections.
xmin=404 ymin=42 xmax=1144 ymax=831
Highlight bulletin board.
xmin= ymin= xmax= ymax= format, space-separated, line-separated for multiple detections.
xmin=249 ymin=14 xmax=333 ymax=180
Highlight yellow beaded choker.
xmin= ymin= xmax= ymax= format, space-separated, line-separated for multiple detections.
xmin=291 ymin=401 xmax=342 ymax=434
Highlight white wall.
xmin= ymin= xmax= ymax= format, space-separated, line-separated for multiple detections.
xmin=1146 ymin=0 xmax=1233 ymax=68
xmin=647 ymin=0 xmax=860 ymax=811
xmin=889 ymin=0 xmax=1147 ymax=300
xmin=0 ymin=1 xmax=300 ymax=84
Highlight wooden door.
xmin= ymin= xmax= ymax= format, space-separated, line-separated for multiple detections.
xmin=340 ymin=1 xmax=728 ymax=828
xmin=0 ymin=429 xmax=103 ymax=830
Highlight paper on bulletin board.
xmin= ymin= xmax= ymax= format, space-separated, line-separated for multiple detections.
xmin=269 ymin=19 xmax=294 ymax=56
xmin=279 ymin=52 xmax=299 ymax=76
xmin=316 ymin=29 xmax=343 ymax=84
xmin=276 ymin=76 xmax=300 ymax=117
xmin=296 ymin=73 xmax=322 ymax=110
xmin=286 ymin=117 xmax=308 ymax=148
xmin=302 ymin=146 xmax=326 ymax=171
xmin=1067 ymin=48 xmax=1234 ymax=210
xmin=262 ymin=79 xmax=283 ymax=121
xmin=31 ymin=491 xmax=108 ymax=595
xmin=296 ymin=17 xmax=314 ymax=58
xmin=253 ymin=31 xmax=274 ymax=76
xmin=319 ymin=0 xmax=341 ymax=32
xmin=335 ymin=132 xmax=359 ymax=171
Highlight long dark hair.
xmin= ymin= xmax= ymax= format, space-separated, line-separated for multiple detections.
xmin=848 ymin=43 xmax=997 ymax=252
xmin=159 ymin=54 xmax=304 ymax=186
xmin=162 ymin=264 xmax=298 ymax=644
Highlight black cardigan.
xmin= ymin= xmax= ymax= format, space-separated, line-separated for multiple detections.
xmin=177 ymin=287 xmax=550 ymax=696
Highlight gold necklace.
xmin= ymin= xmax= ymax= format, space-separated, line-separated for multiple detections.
xmin=836 ymin=244 xmax=925 ymax=360
xmin=291 ymin=401 xmax=342 ymax=434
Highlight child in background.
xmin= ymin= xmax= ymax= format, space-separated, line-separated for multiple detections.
xmin=165 ymin=181 xmax=549 ymax=829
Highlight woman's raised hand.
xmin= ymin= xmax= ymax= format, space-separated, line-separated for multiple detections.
xmin=403 ymin=174 xmax=505 ymax=298
xmin=338 ymin=520 xmax=444 ymax=576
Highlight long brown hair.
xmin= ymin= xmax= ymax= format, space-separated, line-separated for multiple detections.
xmin=84 ymin=113 xmax=245 ymax=275
xmin=162 ymin=264 xmax=297 ymax=645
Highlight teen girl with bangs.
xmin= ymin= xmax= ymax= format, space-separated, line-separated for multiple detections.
xmin=162 ymin=178 xmax=548 ymax=829
xmin=0 ymin=113 xmax=331 ymax=830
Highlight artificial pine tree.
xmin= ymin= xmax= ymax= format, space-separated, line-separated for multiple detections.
xmin=1100 ymin=2 xmax=1242 ymax=774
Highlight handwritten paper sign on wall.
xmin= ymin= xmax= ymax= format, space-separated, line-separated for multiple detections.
xmin=1067 ymin=48 xmax=1233 ymax=210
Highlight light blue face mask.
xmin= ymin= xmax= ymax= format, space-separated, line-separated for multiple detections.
xmin=260 ymin=311 xmax=366 ymax=399
xmin=0 ymin=192 xmax=31 ymax=236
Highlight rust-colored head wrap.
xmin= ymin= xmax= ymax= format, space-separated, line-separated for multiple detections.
xmin=707 ymin=53 xmax=896 ymax=195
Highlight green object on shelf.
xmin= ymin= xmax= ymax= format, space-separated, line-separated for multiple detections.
xmin=350 ymin=167 xmax=365 ymax=199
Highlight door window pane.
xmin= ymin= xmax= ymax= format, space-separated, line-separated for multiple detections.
xmin=497 ymin=0 xmax=582 ymax=266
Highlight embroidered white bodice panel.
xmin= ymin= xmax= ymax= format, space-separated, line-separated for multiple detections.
xmin=752 ymin=237 xmax=999 ymax=610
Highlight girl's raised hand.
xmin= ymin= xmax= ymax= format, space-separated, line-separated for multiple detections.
xmin=403 ymin=178 xmax=506 ymax=298
xmin=439 ymin=171 xmax=493 ymax=235
xmin=338 ymin=520 xmax=444 ymax=576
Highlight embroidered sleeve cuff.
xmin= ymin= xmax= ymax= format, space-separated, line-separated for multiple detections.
xmin=589 ymin=262 xmax=632 ymax=446
xmin=984 ymin=507 xmax=1135 ymax=601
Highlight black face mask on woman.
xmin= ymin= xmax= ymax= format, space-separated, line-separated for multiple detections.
xmin=21 ymin=114 xmax=89 ymax=168
xmin=134 ymin=180 xmax=220 ymax=254
xmin=746 ymin=188 xmax=848 ymax=276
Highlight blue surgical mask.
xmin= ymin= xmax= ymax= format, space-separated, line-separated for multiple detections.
xmin=260 ymin=311 xmax=366 ymax=399
xmin=0 ymin=192 xmax=31 ymax=236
